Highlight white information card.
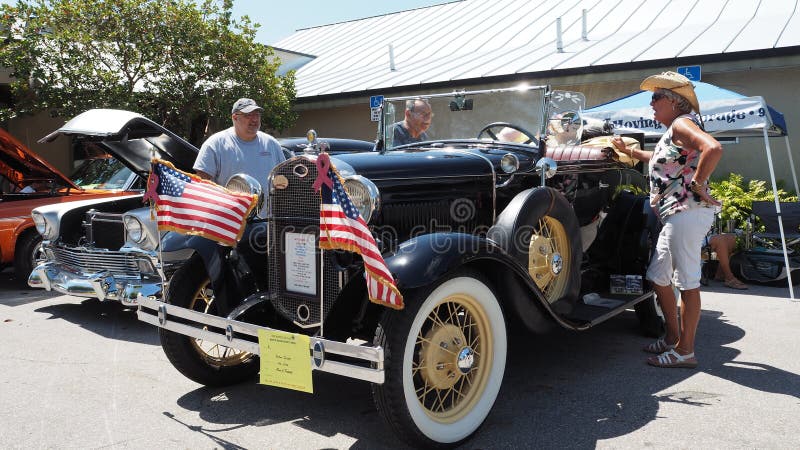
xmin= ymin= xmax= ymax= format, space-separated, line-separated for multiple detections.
xmin=285 ymin=232 xmax=317 ymax=296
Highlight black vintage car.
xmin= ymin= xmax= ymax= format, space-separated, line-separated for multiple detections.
xmin=138 ymin=85 xmax=662 ymax=448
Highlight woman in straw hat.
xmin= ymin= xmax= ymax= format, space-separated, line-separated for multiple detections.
xmin=612 ymin=71 xmax=722 ymax=368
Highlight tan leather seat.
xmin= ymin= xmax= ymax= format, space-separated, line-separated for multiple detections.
xmin=545 ymin=144 xmax=608 ymax=161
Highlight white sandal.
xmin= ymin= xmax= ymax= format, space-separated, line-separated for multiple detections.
xmin=647 ymin=349 xmax=698 ymax=368
xmin=642 ymin=337 xmax=676 ymax=354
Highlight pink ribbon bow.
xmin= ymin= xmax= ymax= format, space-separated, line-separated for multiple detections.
xmin=313 ymin=153 xmax=333 ymax=192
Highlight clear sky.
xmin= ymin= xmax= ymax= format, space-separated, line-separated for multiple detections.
xmin=0 ymin=0 xmax=450 ymax=44
xmin=232 ymin=0 xmax=449 ymax=44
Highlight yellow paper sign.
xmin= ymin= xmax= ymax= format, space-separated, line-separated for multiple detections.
xmin=258 ymin=329 xmax=313 ymax=393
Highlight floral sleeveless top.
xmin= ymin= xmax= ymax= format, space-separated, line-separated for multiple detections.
xmin=649 ymin=114 xmax=709 ymax=220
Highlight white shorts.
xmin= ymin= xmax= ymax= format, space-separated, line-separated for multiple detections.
xmin=646 ymin=207 xmax=715 ymax=290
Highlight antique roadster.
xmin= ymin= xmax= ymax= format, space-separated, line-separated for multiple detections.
xmin=137 ymin=85 xmax=662 ymax=448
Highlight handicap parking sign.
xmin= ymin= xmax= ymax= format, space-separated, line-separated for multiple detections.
xmin=677 ymin=65 xmax=701 ymax=81
xmin=370 ymin=95 xmax=384 ymax=108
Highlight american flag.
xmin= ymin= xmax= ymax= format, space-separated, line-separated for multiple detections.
xmin=146 ymin=159 xmax=256 ymax=247
xmin=318 ymin=161 xmax=403 ymax=310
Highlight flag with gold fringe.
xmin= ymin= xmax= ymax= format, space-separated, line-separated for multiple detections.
xmin=314 ymin=154 xmax=403 ymax=310
xmin=144 ymin=159 xmax=256 ymax=247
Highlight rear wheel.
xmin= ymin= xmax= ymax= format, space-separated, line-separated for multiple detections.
xmin=634 ymin=294 xmax=665 ymax=337
xmin=160 ymin=255 xmax=258 ymax=386
xmin=528 ymin=215 xmax=571 ymax=303
xmin=373 ymin=270 xmax=506 ymax=448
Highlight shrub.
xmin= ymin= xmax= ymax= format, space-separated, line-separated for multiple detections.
xmin=709 ymin=173 xmax=797 ymax=230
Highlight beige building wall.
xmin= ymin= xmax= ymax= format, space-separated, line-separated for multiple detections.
xmin=277 ymin=103 xmax=378 ymax=142
xmin=283 ymin=58 xmax=800 ymax=191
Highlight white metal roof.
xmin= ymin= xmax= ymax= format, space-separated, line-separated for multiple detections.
xmin=274 ymin=0 xmax=800 ymax=99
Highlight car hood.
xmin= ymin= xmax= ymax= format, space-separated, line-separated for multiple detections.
xmin=39 ymin=109 xmax=199 ymax=177
xmin=332 ymin=148 xmax=494 ymax=180
xmin=0 ymin=127 xmax=79 ymax=190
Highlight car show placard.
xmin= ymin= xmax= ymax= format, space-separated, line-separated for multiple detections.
xmin=258 ymin=329 xmax=313 ymax=393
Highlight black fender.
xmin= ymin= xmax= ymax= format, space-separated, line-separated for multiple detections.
xmin=160 ymin=225 xmax=262 ymax=315
xmin=487 ymin=187 xmax=583 ymax=310
xmin=383 ymin=232 xmax=517 ymax=290
xmin=325 ymin=232 xmax=538 ymax=340
xmin=379 ymin=231 xmax=571 ymax=333
xmin=161 ymin=232 xmax=222 ymax=275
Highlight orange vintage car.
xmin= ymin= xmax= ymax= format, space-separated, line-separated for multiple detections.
xmin=0 ymin=128 xmax=139 ymax=283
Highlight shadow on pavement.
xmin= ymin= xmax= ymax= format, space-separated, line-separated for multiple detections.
xmin=0 ymin=269 xmax=60 ymax=306
xmin=35 ymin=298 xmax=158 ymax=346
xmin=155 ymin=305 xmax=800 ymax=449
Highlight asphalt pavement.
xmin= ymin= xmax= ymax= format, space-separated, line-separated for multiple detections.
xmin=1 ymin=267 xmax=799 ymax=449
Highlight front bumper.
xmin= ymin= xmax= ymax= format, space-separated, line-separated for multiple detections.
xmin=136 ymin=296 xmax=385 ymax=384
xmin=28 ymin=261 xmax=162 ymax=306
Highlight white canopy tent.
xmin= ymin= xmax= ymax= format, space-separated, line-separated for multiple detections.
xmin=585 ymin=81 xmax=797 ymax=299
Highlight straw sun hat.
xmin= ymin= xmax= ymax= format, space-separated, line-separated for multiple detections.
xmin=640 ymin=71 xmax=701 ymax=115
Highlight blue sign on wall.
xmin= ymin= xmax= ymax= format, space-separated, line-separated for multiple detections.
xmin=370 ymin=95 xmax=384 ymax=108
xmin=677 ymin=65 xmax=701 ymax=81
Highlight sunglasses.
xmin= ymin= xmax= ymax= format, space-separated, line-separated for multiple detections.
xmin=651 ymin=92 xmax=667 ymax=102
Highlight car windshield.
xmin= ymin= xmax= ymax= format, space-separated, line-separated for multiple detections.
xmin=70 ymin=156 xmax=133 ymax=190
xmin=381 ymin=85 xmax=586 ymax=150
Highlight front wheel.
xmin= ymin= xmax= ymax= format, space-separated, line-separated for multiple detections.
xmin=14 ymin=231 xmax=42 ymax=284
xmin=159 ymin=255 xmax=258 ymax=386
xmin=372 ymin=270 xmax=507 ymax=448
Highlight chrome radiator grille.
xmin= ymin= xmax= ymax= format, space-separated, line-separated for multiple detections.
xmin=51 ymin=245 xmax=140 ymax=277
xmin=268 ymin=157 xmax=341 ymax=327
xmin=85 ymin=211 xmax=125 ymax=249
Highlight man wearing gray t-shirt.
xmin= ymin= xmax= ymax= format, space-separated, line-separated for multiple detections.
xmin=194 ymin=98 xmax=285 ymax=216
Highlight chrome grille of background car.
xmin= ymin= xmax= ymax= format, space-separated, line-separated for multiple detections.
xmin=83 ymin=211 xmax=126 ymax=250
xmin=268 ymin=157 xmax=341 ymax=327
xmin=51 ymin=245 xmax=140 ymax=276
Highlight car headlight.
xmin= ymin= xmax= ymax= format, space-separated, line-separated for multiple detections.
xmin=123 ymin=215 xmax=145 ymax=243
xmin=500 ymin=153 xmax=520 ymax=174
xmin=31 ymin=211 xmax=57 ymax=240
xmin=32 ymin=211 xmax=48 ymax=236
xmin=226 ymin=173 xmax=263 ymax=217
xmin=343 ymin=176 xmax=379 ymax=223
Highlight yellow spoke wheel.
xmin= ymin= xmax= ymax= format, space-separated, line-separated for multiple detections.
xmin=528 ymin=215 xmax=571 ymax=303
xmin=188 ymin=281 xmax=252 ymax=367
xmin=374 ymin=271 xmax=507 ymax=447
xmin=160 ymin=255 xmax=258 ymax=387
xmin=413 ymin=295 xmax=491 ymax=421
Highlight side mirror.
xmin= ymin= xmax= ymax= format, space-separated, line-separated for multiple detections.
xmin=535 ymin=157 xmax=558 ymax=187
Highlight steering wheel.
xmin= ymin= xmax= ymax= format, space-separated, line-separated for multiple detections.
xmin=477 ymin=122 xmax=539 ymax=146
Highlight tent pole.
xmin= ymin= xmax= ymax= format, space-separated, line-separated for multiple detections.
xmin=785 ymin=136 xmax=799 ymax=196
xmin=763 ymin=128 xmax=795 ymax=300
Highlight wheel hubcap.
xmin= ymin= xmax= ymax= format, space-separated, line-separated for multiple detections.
xmin=419 ymin=324 xmax=471 ymax=389
xmin=456 ymin=347 xmax=476 ymax=374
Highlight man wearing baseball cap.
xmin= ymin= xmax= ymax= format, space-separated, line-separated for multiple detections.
xmin=193 ymin=98 xmax=285 ymax=215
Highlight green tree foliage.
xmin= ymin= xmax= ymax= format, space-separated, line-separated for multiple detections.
xmin=710 ymin=172 xmax=797 ymax=229
xmin=0 ymin=0 xmax=296 ymax=145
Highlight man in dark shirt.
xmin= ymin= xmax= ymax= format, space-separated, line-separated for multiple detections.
xmin=391 ymin=99 xmax=432 ymax=145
